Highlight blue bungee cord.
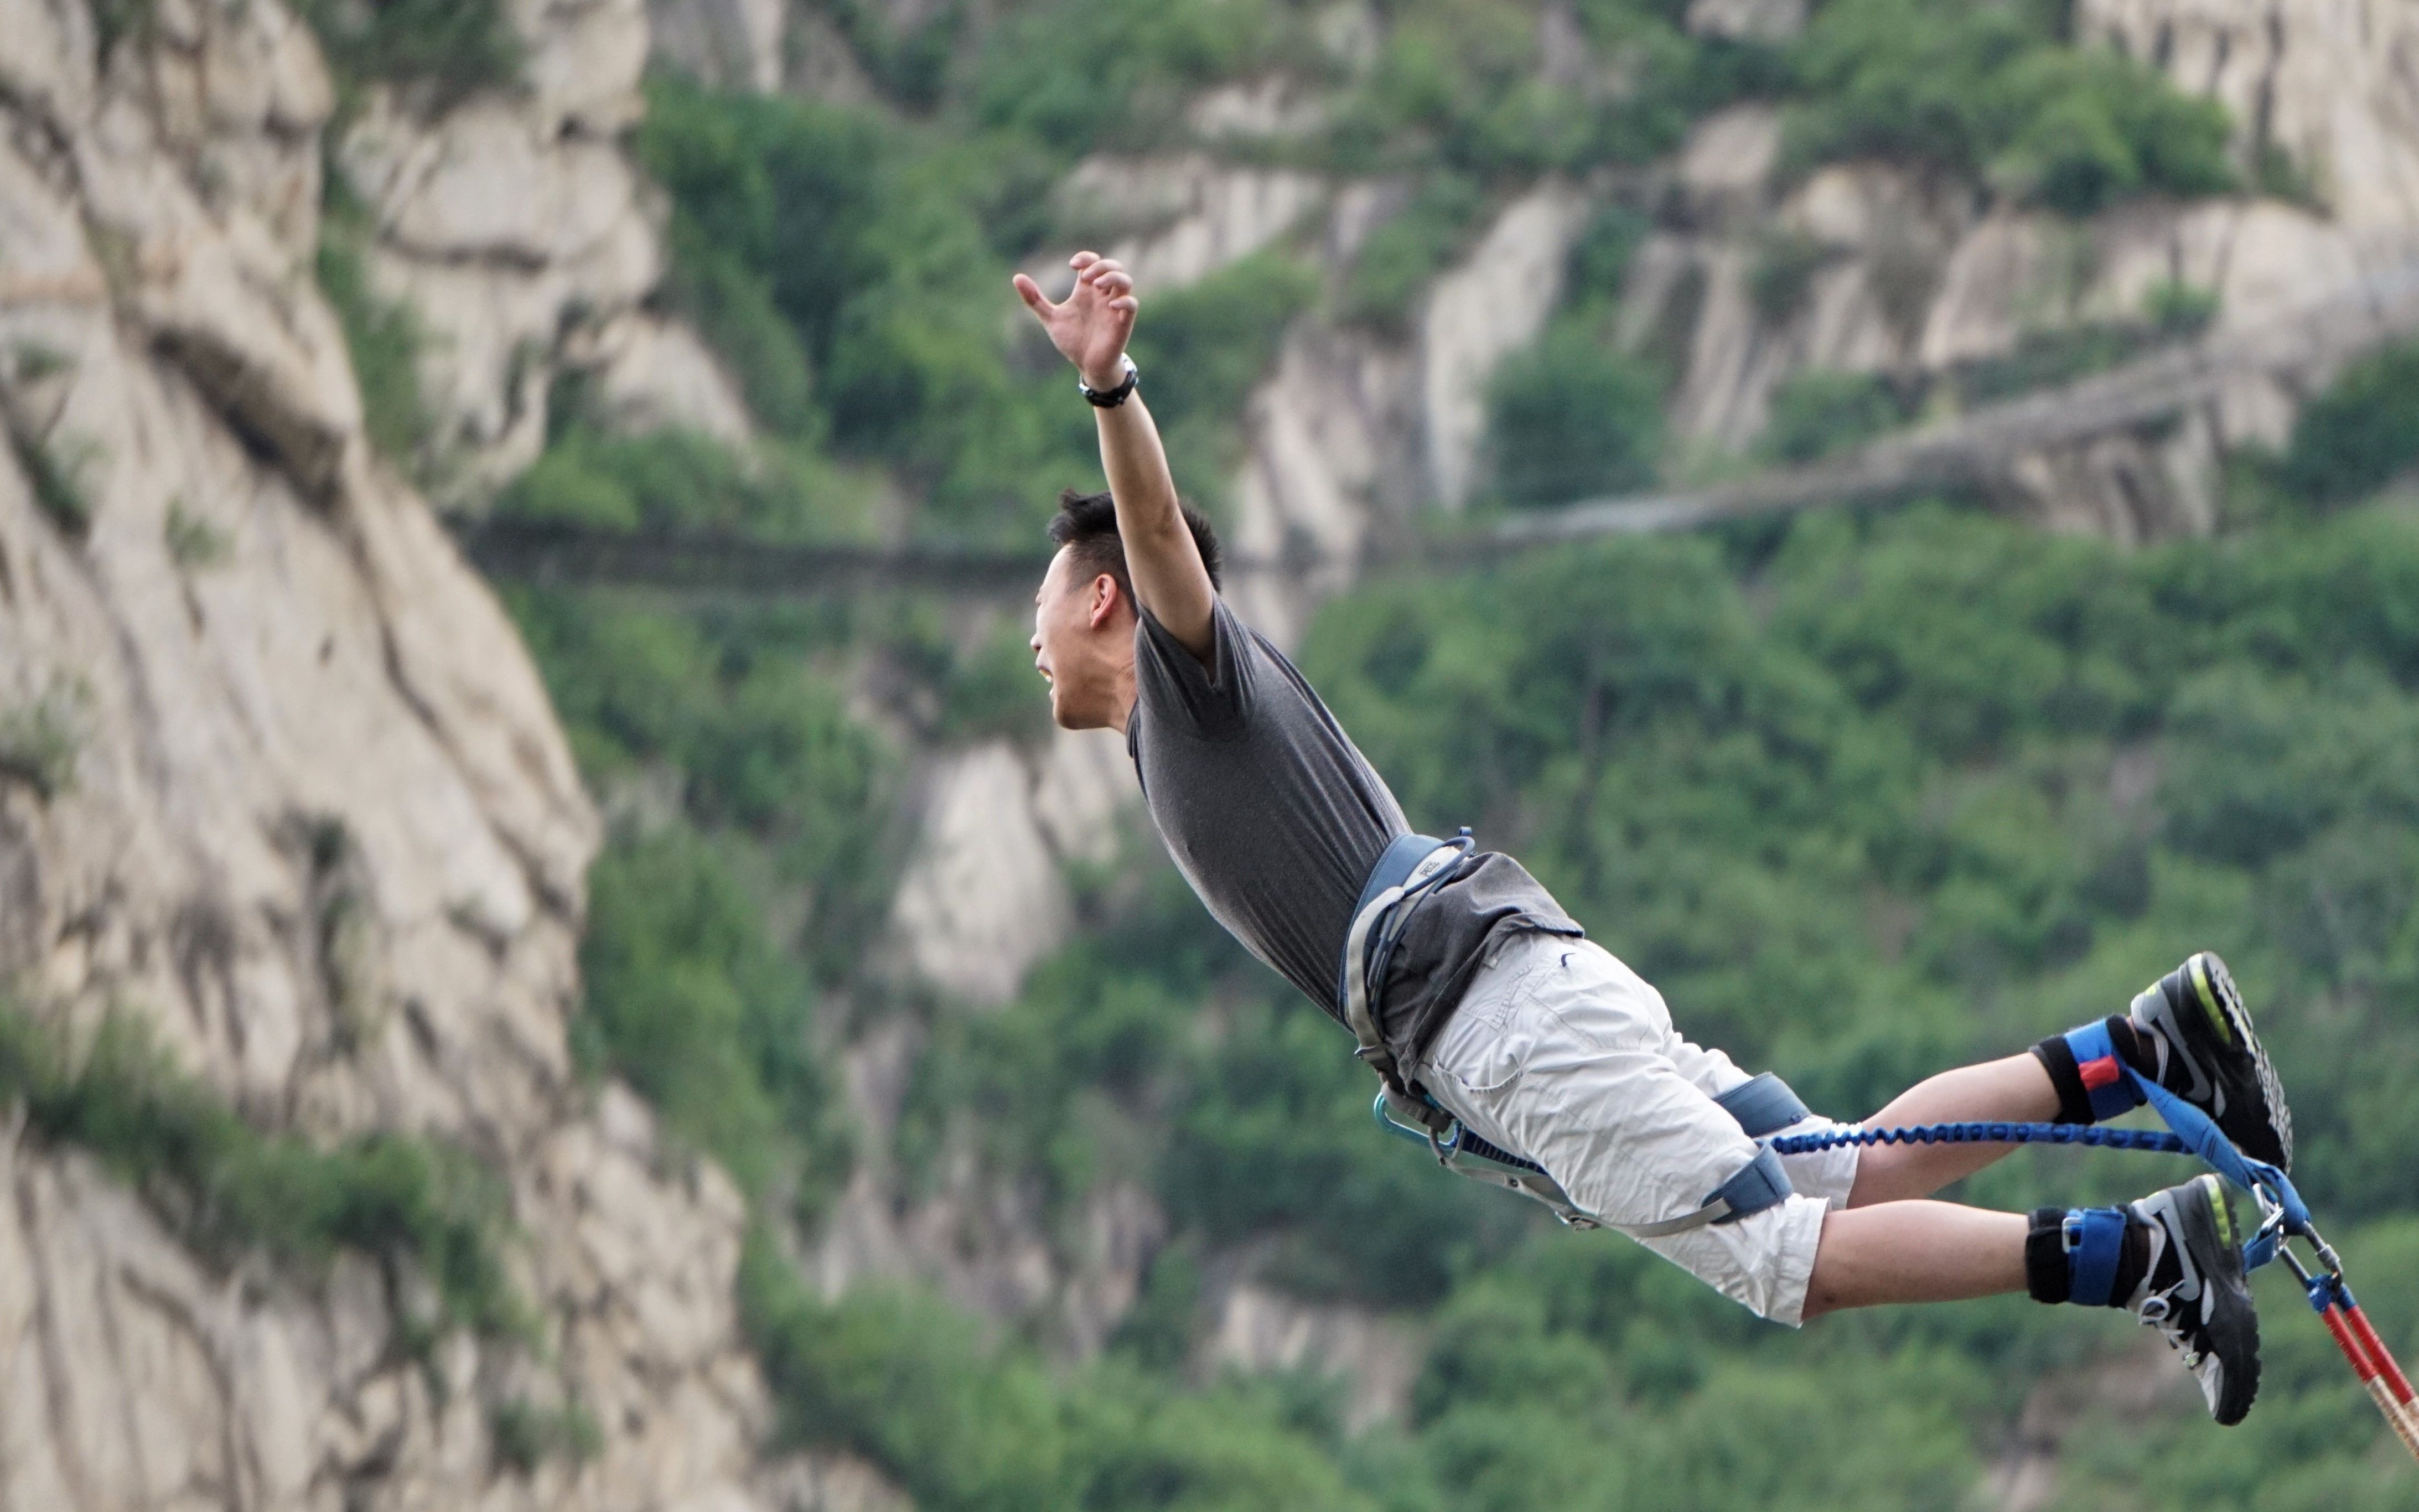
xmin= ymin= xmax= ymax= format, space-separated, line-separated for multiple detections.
xmin=1767 ymin=1064 xmax=2419 ymax=1461
xmin=1768 ymin=1120 xmax=2193 ymax=1154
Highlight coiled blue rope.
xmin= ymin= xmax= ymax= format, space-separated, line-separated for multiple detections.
xmin=1766 ymin=1060 xmax=2311 ymax=1272
xmin=1768 ymin=1121 xmax=2193 ymax=1156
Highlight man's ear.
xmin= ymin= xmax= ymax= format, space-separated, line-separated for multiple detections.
xmin=1086 ymin=574 xmax=1127 ymax=631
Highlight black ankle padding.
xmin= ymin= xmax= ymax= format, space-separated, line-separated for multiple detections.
xmin=2025 ymin=1208 xmax=2071 ymax=1304
xmin=2109 ymin=1218 xmax=2153 ymax=1306
xmin=2030 ymin=1036 xmax=2097 ymax=1125
xmin=2106 ymin=1016 xmax=2156 ymax=1078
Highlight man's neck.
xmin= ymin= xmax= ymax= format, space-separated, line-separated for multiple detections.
xmin=1109 ymin=668 xmax=1137 ymax=736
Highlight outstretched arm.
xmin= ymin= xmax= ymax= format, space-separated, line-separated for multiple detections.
xmin=1013 ymin=252 xmax=1216 ymax=660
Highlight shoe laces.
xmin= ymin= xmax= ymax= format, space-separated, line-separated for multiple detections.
xmin=2137 ymin=1287 xmax=2202 ymax=1368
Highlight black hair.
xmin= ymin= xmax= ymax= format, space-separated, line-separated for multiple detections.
xmin=1045 ymin=489 xmax=1225 ymax=602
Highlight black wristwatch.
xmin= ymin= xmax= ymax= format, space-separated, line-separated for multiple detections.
xmin=1079 ymin=355 xmax=1140 ymax=408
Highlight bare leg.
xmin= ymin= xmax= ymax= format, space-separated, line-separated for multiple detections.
xmin=1846 ymin=1053 xmax=2063 ymax=1207
xmin=1801 ymin=1203 xmax=2028 ymax=1319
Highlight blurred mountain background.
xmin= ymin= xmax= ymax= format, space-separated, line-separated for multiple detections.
xmin=3 ymin=0 xmax=2419 ymax=1507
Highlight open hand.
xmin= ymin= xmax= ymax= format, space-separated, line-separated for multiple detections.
xmin=1013 ymin=252 xmax=1136 ymax=391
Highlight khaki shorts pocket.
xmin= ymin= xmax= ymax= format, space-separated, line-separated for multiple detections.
xmin=1426 ymin=961 xmax=1550 ymax=1097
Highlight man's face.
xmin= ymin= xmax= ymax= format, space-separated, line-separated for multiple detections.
xmin=1030 ymin=546 xmax=1131 ymax=730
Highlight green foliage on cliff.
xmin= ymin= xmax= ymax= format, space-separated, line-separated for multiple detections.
xmin=0 ymin=1002 xmax=526 ymax=1341
xmin=582 ymin=827 xmax=852 ymax=1213
xmin=318 ymin=191 xmax=433 ymax=472
xmin=508 ymin=586 xmax=894 ymax=1221
xmin=496 ymin=424 xmax=873 ymax=542
xmin=1484 ymin=319 xmax=1667 ymax=504
xmin=1759 ymin=369 xmax=1909 ymax=462
xmin=1782 ymin=0 xmax=2235 ymax=214
xmin=1340 ymin=175 xmax=1488 ymax=332
xmin=510 ymin=592 xmax=894 ymax=930
xmin=2280 ymin=339 xmax=2419 ymax=505
xmin=635 ymin=74 xmax=1101 ymax=538
xmin=740 ymin=1226 xmax=1397 ymax=1512
xmin=971 ymin=0 xmax=1284 ymax=157
xmin=0 ymin=676 xmax=86 ymax=800
xmin=293 ymin=0 xmax=520 ymax=102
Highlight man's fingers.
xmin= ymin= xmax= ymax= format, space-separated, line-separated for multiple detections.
xmin=1110 ymin=296 xmax=1138 ymax=314
xmin=1011 ymin=272 xmax=1055 ymax=317
xmin=1095 ymin=270 xmax=1133 ymax=296
xmin=1070 ymin=250 xmax=1100 ymax=272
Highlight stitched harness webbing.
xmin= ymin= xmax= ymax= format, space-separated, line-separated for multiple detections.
xmin=1348 ymin=834 xmax=1804 ymax=1236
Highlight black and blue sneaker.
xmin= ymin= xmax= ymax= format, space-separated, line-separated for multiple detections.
xmin=2129 ymin=1174 xmax=2261 ymax=1426
xmin=2130 ymin=952 xmax=2292 ymax=1172
xmin=2026 ymin=1176 xmax=2262 ymax=1424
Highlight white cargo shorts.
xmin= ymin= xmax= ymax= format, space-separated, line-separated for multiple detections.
xmin=1416 ymin=931 xmax=1861 ymax=1326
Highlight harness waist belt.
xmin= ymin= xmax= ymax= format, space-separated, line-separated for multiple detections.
xmin=1338 ymin=831 xmax=1471 ymax=1096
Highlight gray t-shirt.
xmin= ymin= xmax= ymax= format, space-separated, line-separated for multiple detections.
xmin=1126 ymin=598 xmax=1580 ymax=1063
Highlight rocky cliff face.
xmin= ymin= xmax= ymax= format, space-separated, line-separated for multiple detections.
xmin=0 ymin=2 xmax=845 ymax=1506
xmin=2083 ymin=0 xmax=2419 ymax=232
xmin=343 ymin=0 xmax=750 ymax=504
xmin=1633 ymin=0 xmax=2419 ymax=540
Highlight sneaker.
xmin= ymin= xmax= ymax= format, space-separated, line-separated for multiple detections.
xmin=2129 ymin=1174 xmax=2261 ymax=1426
xmin=2130 ymin=952 xmax=2292 ymax=1171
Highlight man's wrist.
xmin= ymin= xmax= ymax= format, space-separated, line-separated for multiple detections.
xmin=1080 ymin=358 xmax=1128 ymax=391
xmin=1078 ymin=354 xmax=1140 ymax=408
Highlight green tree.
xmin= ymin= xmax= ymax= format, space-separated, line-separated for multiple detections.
xmin=1484 ymin=322 xmax=1666 ymax=505
xmin=2280 ymin=340 xmax=2419 ymax=505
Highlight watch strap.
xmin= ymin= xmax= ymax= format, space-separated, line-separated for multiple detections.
xmin=1079 ymin=355 xmax=1140 ymax=408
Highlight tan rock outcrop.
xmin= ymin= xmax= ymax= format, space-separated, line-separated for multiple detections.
xmin=2082 ymin=0 xmax=2419 ymax=231
xmin=338 ymin=0 xmax=750 ymax=503
xmin=1053 ymin=154 xmax=1330 ymax=293
xmin=1421 ymin=182 xmax=1592 ymax=508
xmin=886 ymin=731 xmax=1133 ymax=1007
xmin=1615 ymin=0 xmax=2419 ymax=536
xmin=649 ymin=0 xmax=790 ymax=93
xmin=0 ymin=2 xmax=825 ymax=1506
xmin=1204 ymin=1279 xmax=1425 ymax=1433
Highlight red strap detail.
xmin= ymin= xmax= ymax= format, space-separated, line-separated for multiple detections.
xmin=2078 ymin=1054 xmax=2122 ymax=1091
xmin=2345 ymin=1306 xmax=2418 ymax=1405
xmin=2324 ymin=1308 xmax=2382 ymax=1383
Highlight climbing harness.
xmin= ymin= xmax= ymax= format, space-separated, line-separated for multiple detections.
xmin=1372 ymin=1070 xmax=1802 ymax=1235
xmin=1345 ymin=831 xmax=1799 ymax=1236
xmin=1339 ymin=830 xmax=1475 ymax=1105
xmin=1348 ymin=832 xmax=1602 ymax=1228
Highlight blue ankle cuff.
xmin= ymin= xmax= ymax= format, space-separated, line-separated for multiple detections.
xmin=2063 ymin=1207 xmax=2131 ymax=1307
xmin=2062 ymin=1019 xmax=2146 ymax=1122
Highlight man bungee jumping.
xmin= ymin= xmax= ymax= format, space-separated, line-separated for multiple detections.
xmin=1013 ymin=252 xmax=2294 ymax=1424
